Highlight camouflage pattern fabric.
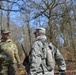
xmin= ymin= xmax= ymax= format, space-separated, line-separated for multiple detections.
xmin=0 ymin=38 xmax=20 ymax=75
xmin=8 ymin=64 xmax=17 ymax=75
xmin=29 ymin=35 xmax=66 ymax=75
xmin=0 ymin=64 xmax=17 ymax=75
xmin=0 ymin=65 xmax=8 ymax=75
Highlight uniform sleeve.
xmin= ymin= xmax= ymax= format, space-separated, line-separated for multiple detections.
xmin=29 ymin=41 xmax=42 ymax=75
xmin=54 ymin=46 xmax=66 ymax=71
xmin=14 ymin=44 xmax=20 ymax=63
xmin=13 ymin=43 xmax=20 ymax=64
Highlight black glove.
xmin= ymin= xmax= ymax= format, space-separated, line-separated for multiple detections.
xmin=59 ymin=70 xmax=66 ymax=75
xmin=23 ymin=56 xmax=30 ymax=73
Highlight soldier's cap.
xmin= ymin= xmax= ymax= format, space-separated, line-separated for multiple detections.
xmin=1 ymin=28 xmax=10 ymax=34
xmin=34 ymin=27 xmax=46 ymax=35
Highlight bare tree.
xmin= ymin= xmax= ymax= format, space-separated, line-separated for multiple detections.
xmin=6 ymin=0 xmax=10 ymax=29
xmin=0 ymin=1 xmax=3 ymax=31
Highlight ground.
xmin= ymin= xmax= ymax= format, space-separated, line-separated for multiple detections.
xmin=18 ymin=60 xmax=76 ymax=75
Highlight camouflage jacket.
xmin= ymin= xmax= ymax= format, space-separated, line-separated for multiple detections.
xmin=29 ymin=35 xmax=66 ymax=75
xmin=0 ymin=38 xmax=20 ymax=65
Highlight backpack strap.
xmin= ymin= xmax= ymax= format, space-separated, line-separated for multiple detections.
xmin=40 ymin=40 xmax=55 ymax=71
xmin=48 ymin=43 xmax=57 ymax=58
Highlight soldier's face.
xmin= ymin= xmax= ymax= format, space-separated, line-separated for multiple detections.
xmin=2 ymin=33 xmax=9 ymax=40
xmin=34 ymin=32 xmax=39 ymax=38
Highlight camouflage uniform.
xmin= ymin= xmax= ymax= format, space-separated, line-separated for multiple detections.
xmin=0 ymin=29 xmax=20 ymax=75
xmin=29 ymin=27 xmax=66 ymax=75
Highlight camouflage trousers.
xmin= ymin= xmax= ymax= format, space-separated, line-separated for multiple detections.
xmin=0 ymin=64 xmax=17 ymax=75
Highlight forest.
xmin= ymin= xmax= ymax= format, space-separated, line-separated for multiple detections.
xmin=0 ymin=0 xmax=76 ymax=75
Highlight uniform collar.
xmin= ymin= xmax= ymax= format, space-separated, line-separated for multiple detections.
xmin=1 ymin=38 xmax=12 ymax=42
xmin=35 ymin=35 xmax=47 ymax=42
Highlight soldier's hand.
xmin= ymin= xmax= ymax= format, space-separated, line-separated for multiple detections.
xmin=59 ymin=70 xmax=66 ymax=75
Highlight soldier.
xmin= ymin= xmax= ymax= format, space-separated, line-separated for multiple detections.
xmin=29 ymin=27 xmax=66 ymax=75
xmin=0 ymin=28 xmax=20 ymax=75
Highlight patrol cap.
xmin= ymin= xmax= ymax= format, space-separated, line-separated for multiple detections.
xmin=1 ymin=28 xmax=10 ymax=34
xmin=34 ymin=27 xmax=46 ymax=35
